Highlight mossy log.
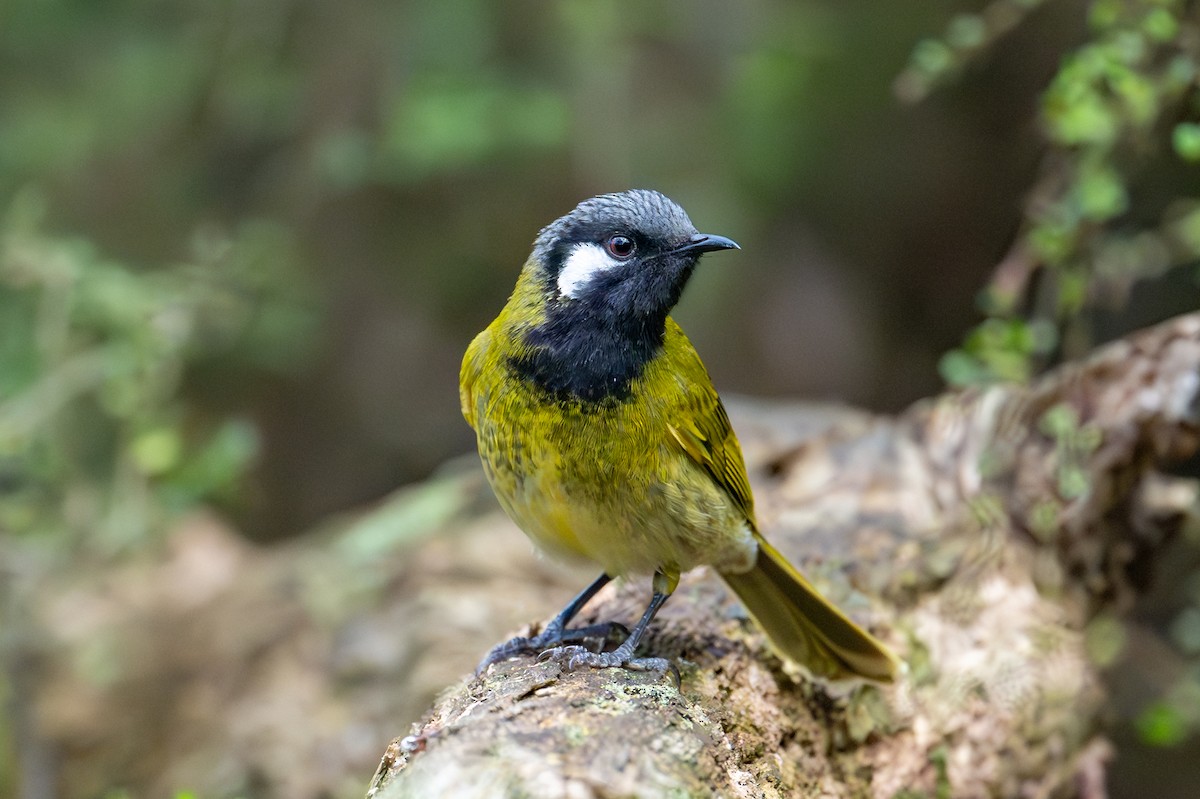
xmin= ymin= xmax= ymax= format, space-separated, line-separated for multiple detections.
xmin=369 ymin=313 xmax=1200 ymax=799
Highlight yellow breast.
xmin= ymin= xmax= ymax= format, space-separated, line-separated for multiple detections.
xmin=461 ymin=297 xmax=756 ymax=578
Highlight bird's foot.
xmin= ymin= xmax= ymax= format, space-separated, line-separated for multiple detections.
xmin=537 ymin=644 xmax=679 ymax=684
xmin=476 ymin=622 xmax=628 ymax=674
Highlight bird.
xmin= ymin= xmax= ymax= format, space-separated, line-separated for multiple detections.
xmin=460 ymin=189 xmax=899 ymax=681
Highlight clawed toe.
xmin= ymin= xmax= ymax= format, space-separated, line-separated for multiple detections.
xmin=476 ymin=621 xmax=630 ymax=674
xmin=475 ymin=579 xmax=677 ymax=683
xmin=538 ymin=644 xmax=676 ymax=679
xmin=537 ymin=644 xmax=593 ymax=670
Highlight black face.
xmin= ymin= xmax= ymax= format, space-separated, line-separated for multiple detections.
xmin=512 ymin=190 xmax=738 ymax=403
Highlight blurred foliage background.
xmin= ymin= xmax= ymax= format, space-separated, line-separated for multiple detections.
xmin=2 ymin=0 xmax=1200 ymax=797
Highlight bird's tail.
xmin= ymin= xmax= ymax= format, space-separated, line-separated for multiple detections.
xmin=720 ymin=534 xmax=900 ymax=682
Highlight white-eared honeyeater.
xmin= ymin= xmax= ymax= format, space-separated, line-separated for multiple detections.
xmin=461 ymin=190 xmax=899 ymax=681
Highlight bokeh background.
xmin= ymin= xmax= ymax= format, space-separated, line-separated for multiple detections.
xmin=3 ymin=0 xmax=1200 ymax=797
xmin=0 ymin=0 xmax=1076 ymax=537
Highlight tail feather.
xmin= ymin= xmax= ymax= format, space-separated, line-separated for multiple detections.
xmin=720 ymin=535 xmax=900 ymax=682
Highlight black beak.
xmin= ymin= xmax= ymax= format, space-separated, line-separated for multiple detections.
xmin=673 ymin=233 xmax=740 ymax=256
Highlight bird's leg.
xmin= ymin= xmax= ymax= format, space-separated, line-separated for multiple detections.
xmin=539 ymin=568 xmax=679 ymax=676
xmin=476 ymin=573 xmax=627 ymax=673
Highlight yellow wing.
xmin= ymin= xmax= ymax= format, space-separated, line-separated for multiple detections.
xmin=663 ymin=326 xmax=755 ymax=526
xmin=659 ymin=325 xmax=901 ymax=682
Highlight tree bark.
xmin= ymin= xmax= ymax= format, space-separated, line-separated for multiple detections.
xmin=368 ymin=313 xmax=1200 ymax=799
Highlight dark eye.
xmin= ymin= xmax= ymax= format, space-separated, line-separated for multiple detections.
xmin=605 ymin=234 xmax=635 ymax=259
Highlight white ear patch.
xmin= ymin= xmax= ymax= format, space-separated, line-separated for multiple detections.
xmin=557 ymin=242 xmax=623 ymax=299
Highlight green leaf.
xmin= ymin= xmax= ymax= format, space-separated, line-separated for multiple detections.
xmin=131 ymin=427 xmax=182 ymax=476
xmin=1142 ymin=8 xmax=1179 ymax=43
xmin=1108 ymin=69 xmax=1158 ymax=128
xmin=1040 ymin=403 xmax=1080 ymax=439
xmin=1044 ymin=93 xmax=1118 ymax=145
xmin=1136 ymin=702 xmax=1189 ymax=747
xmin=165 ymin=418 xmax=259 ymax=503
xmin=946 ymin=15 xmax=986 ymax=50
xmin=1028 ymin=217 xmax=1078 ymax=265
xmin=1058 ymin=465 xmax=1090 ymax=499
xmin=912 ymin=39 xmax=953 ymax=77
xmin=939 ymin=349 xmax=988 ymax=387
xmin=1074 ymin=163 xmax=1128 ymax=221
xmin=1088 ymin=0 xmax=1122 ymax=30
xmin=1057 ymin=269 xmax=1089 ymax=315
xmin=1173 ymin=123 xmax=1200 ymax=162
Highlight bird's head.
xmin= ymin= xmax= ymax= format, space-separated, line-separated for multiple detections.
xmin=528 ymin=190 xmax=738 ymax=322
xmin=505 ymin=190 xmax=737 ymax=400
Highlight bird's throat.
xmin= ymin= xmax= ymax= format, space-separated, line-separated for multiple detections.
xmin=509 ymin=305 xmax=665 ymax=403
